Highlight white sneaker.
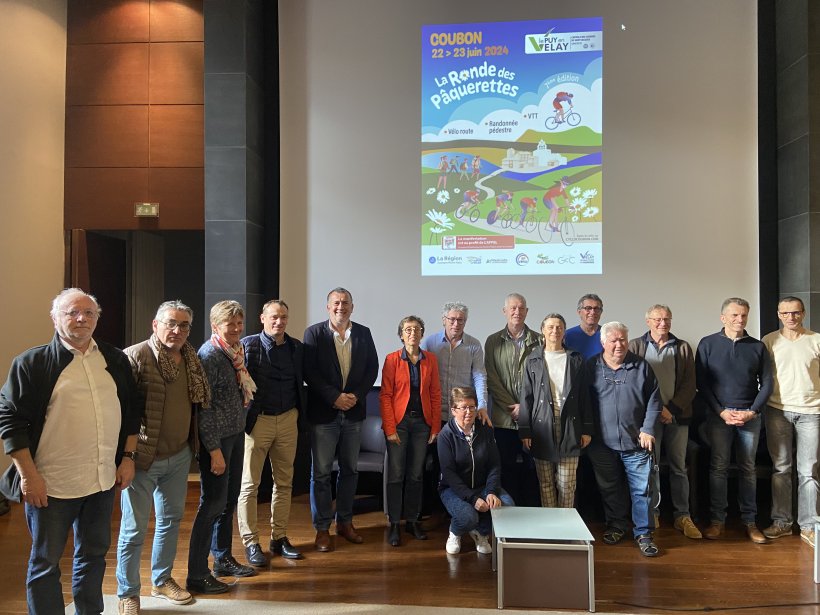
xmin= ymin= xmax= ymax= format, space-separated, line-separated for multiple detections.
xmin=469 ymin=530 xmax=492 ymax=554
xmin=445 ymin=531 xmax=462 ymax=554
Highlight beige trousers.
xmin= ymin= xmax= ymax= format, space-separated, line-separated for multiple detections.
xmin=237 ymin=408 xmax=299 ymax=546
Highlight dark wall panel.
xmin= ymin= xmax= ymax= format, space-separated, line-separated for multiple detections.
xmin=150 ymin=0 xmax=205 ymax=42
xmin=66 ymin=43 xmax=149 ymax=105
xmin=65 ymin=106 xmax=150 ymax=167
xmin=150 ymin=168 xmax=205 ymax=229
xmin=65 ymin=168 xmax=150 ymax=229
xmin=149 ymin=42 xmax=204 ymax=104
xmin=68 ymin=0 xmax=150 ymax=44
xmin=150 ymin=105 xmax=205 ymax=167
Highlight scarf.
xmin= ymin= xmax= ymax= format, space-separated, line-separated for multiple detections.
xmin=150 ymin=334 xmax=211 ymax=408
xmin=210 ymin=333 xmax=257 ymax=407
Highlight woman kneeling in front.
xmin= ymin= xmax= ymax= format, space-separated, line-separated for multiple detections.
xmin=437 ymin=386 xmax=514 ymax=554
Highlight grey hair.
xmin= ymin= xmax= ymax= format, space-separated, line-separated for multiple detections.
xmin=50 ymin=288 xmax=101 ymax=319
xmin=327 ymin=287 xmax=353 ymax=303
xmin=505 ymin=293 xmax=527 ymax=307
xmin=155 ymin=300 xmax=193 ymax=322
xmin=721 ymin=297 xmax=750 ymax=313
xmin=645 ymin=304 xmax=672 ymax=319
xmin=576 ymin=293 xmax=603 ymax=310
xmin=442 ymin=301 xmax=469 ymax=318
xmin=600 ymin=321 xmax=629 ymax=343
xmin=540 ymin=313 xmax=566 ymax=330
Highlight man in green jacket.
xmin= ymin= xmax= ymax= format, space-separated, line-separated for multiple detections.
xmin=484 ymin=293 xmax=542 ymax=506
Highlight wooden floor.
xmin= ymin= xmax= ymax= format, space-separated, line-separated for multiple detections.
xmin=0 ymin=485 xmax=818 ymax=614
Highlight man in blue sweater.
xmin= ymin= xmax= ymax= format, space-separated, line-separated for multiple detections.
xmin=695 ymin=297 xmax=773 ymax=543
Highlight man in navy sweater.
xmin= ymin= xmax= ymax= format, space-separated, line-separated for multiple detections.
xmin=695 ymin=297 xmax=773 ymax=543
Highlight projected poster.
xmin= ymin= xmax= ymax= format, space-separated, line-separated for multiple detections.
xmin=421 ymin=18 xmax=602 ymax=276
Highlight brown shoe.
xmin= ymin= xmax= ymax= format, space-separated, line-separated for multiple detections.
xmin=336 ymin=521 xmax=364 ymax=544
xmin=315 ymin=530 xmax=333 ymax=552
xmin=746 ymin=523 xmax=768 ymax=544
xmin=673 ymin=516 xmax=703 ymax=539
xmin=703 ymin=522 xmax=724 ymax=540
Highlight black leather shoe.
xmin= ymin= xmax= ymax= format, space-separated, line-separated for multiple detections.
xmin=405 ymin=521 xmax=428 ymax=540
xmin=245 ymin=543 xmax=267 ymax=567
xmin=186 ymin=574 xmax=229 ymax=594
xmin=271 ymin=536 xmax=303 ymax=560
xmin=388 ymin=523 xmax=401 ymax=547
xmin=213 ymin=555 xmax=256 ymax=577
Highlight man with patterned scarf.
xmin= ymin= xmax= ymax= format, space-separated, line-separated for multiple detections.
xmin=116 ymin=300 xmax=211 ymax=615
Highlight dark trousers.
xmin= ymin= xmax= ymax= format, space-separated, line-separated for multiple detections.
xmin=188 ymin=431 xmax=245 ymax=579
xmin=494 ymin=427 xmax=540 ymax=507
xmin=385 ymin=413 xmax=431 ymax=523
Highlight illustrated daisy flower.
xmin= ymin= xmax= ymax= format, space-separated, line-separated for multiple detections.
xmin=437 ymin=190 xmax=450 ymax=204
xmin=572 ymin=215 xmax=579 ymax=222
xmin=425 ymin=209 xmax=454 ymax=229
xmin=569 ymin=186 xmax=582 ymax=197
xmin=582 ymin=206 xmax=599 ymax=218
xmin=571 ymin=197 xmax=588 ymax=209
xmin=453 ymin=188 xmax=460 ymax=194
xmin=426 ymin=187 xmax=436 ymax=195
xmin=582 ymin=188 xmax=598 ymax=199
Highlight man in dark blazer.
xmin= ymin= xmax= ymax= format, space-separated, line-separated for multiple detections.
xmin=303 ymin=287 xmax=378 ymax=552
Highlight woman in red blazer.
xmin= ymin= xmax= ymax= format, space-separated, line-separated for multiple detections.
xmin=380 ymin=315 xmax=442 ymax=547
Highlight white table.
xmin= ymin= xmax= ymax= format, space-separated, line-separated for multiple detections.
xmin=491 ymin=506 xmax=595 ymax=611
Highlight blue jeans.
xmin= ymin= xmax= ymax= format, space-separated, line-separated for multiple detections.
xmin=117 ymin=446 xmax=192 ymax=597
xmin=25 ymin=487 xmax=115 ymax=615
xmin=587 ymin=441 xmax=653 ymax=537
xmin=707 ymin=412 xmax=761 ymax=524
xmin=439 ymin=486 xmax=514 ymax=536
xmin=310 ymin=413 xmax=362 ymax=529
xmin=652 ymin=421 xmax=691 ymax=519
xmin=187 ymin=431 xmax=244 ymax=579
xmin=385 ymin=413 xmax=430 ymax=523
xmin=765 ymin=406 xmax=820 ymax=529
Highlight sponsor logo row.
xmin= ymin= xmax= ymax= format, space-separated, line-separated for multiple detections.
xmin=428 ymin=251 xmax=595 ymax=266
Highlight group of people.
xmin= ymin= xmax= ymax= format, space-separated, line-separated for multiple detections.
xmin=0 ymin=288 xmax=817 ymax=614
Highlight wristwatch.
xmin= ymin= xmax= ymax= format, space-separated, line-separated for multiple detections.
xmin=122 ymin=451 xmax=138 ymax=461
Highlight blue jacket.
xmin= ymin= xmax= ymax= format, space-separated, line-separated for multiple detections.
xmin=587 ymin=352 xmax=661 ymax=452
xmin=695 ymin=330 xmax=773 ymax=415
xmin=303 ymin=321 xmax=378 ymax=424
xmin=437 ymin=418 xmax=501 ymax=504
xmin=242 ymin=332 xmax=306 ymax=433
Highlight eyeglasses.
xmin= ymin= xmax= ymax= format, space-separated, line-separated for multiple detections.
xmin=580 ymin=306 xmax=603 ymax=313
xmin=444 ymin=317 xmax=466 ymax=325
xmin=648 ymin=318 xmax=672 ymax=324
xmin=159 ymin=320 xmax=191 ymax=332
xmin=453 ymin=405 xmax=478 ymax=413
xmin=601 ymin=364 xmax=626 ymax=385
xmin=403 ymin=327 xmax=423 ymax=334
xmin=778 ymin=311 xmax=803 ymax=317
xmin=60 ymin=309 xmax=99 ymax=320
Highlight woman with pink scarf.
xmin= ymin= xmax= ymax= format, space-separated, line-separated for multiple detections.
xmin=187 ymin=301 xmax=258 ymax=595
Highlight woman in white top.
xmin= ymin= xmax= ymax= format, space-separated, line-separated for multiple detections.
xmin=518 ymin=313 xmax=593 ymax=507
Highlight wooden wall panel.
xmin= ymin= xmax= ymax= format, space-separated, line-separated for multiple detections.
xmin=66 ymin=43 xmax=149 ymax=105
xmin=149 ymin=42 xmax=204 ymax=104
xmin=150 ymin=0 xmax=204 ymax=42
xmin=64 ymin=168 xmax=150 ymax=229
xmin=150 ymin=105 xmax=204 ymax=167
xmin=66 ymin=106 xmax=150 ymax=167
xmin=67 ymin=0 xmax=149 ymax=44
xmin=150 ymin=168 xmax=205 ymax=229
xmin=65 ymin=0 xmax=204 ymax=232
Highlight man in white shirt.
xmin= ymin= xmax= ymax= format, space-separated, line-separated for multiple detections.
xmin=761 ymin=296 xmax=820 ymax=548
xmin=0 ymin=288 xmax=141 ymax=615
